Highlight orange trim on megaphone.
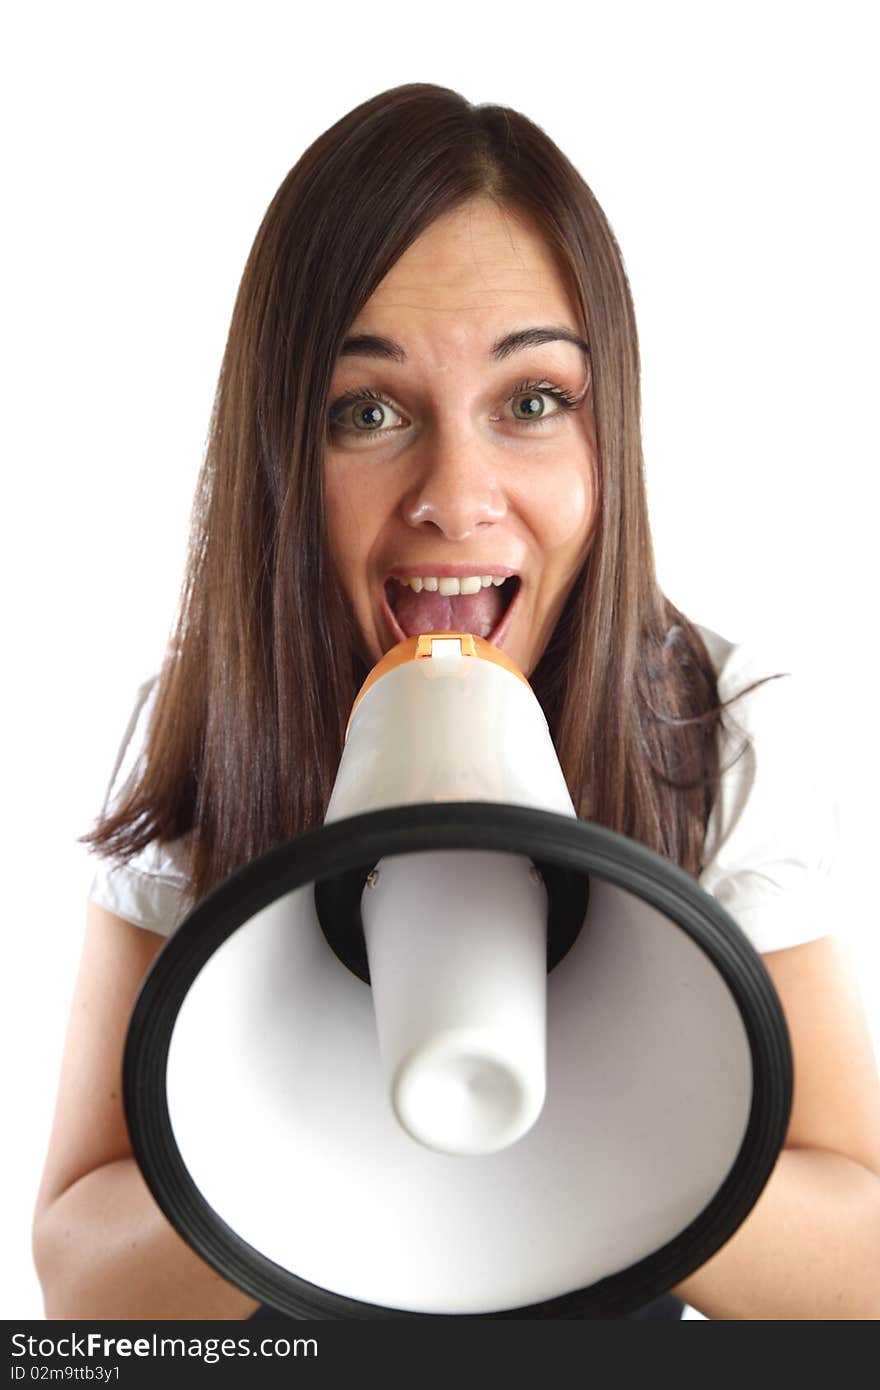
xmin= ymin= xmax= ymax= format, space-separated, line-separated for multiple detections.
xmin=346 ymin=633 xmax=531 ymax=736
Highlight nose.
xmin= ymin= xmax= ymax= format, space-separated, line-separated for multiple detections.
xmin=400 ymin=424 xmax=507 ymax=541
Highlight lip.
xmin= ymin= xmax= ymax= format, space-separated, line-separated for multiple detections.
xmin=380 ymin=572 xmax=522 ymax=651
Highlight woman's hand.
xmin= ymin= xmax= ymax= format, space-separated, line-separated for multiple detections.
xmin=673 ymin=935 xmax=880 ymax=1319
xmin=32 ymin=901 xmax=260 ymax=1320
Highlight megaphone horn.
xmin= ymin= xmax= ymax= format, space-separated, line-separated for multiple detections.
xmin=125 ymin=633 xmax=791 ymax=1318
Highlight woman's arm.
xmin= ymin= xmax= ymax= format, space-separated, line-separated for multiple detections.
xmin=32 ymin=900 xmax=260 ymax=1319
xmin=672 ymin=935 xmax=880 ymax=1319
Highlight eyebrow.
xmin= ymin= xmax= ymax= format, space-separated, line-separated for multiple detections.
xmin=337 ymin=325 xmax=589 ymax=363
xmin=493 ymin=326 xmax=590 ymax=360
xmin=338 ymin=333 xmax=407 ymax=363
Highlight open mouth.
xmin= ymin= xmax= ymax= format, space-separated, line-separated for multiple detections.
xmin=382 ymin=575 xmax=521 ymax=648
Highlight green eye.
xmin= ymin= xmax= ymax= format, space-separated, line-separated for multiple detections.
xmin=356 ymin=403 xmax=386 ymax=430
xmin=329 ymin=393 xmax=405 ymax=434
xmin=511 ymin=391 xmax=552 ymax=420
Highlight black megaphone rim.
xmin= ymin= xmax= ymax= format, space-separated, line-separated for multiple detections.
xmin=124 ymin=801 xmax=792 ymax=1320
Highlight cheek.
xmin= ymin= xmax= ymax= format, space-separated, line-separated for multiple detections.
xmin=324 ymin=463 xmax=372 ymax=577
xmin=526 ymin=457 xmax=596 ymax=555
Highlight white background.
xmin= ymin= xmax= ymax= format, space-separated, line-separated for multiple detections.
xmin=2 ymin=0 xmax=877 ymax=1320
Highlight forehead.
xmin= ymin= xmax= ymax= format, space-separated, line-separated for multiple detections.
xmin=348 ymin=198 xmax=581 ymax=360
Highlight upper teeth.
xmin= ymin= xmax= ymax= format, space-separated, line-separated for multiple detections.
xmin=396 ymin=575 xmax=507 ymax=595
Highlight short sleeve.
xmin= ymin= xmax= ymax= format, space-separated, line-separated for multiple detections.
xmin=88 ymin=678 xmax=193 ymax=937
xmin=697 ymin=631 xmax=839 ymax=955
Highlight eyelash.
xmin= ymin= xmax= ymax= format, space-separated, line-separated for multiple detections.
xmin=327 ymin=378 xmax=583 ymax=437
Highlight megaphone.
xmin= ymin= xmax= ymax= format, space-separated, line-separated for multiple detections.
xmin=124 ymin=633 xmax=791 ymax=1318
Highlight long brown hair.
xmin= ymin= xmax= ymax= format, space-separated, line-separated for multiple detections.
xmin=85 ymin=83 xmax=757 ymax=899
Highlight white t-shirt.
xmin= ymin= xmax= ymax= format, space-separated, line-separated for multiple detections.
xmin=88 ymin=625 xmax=838 ymax=953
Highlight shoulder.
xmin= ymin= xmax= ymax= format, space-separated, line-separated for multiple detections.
xmin=695 ymin=621 xmax=819 ymax=753
xmin=694 ymin=624 xmax=838 ymax=955
xmin=696 ymin=621 xmax=792 ymax=708
xmin=88 ymin=675 xmax=193 ymax=939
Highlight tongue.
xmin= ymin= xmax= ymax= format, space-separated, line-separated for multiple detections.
xmin=392 ymin=585 xmax=506 ymax=640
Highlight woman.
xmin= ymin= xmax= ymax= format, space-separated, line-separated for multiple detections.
xmin=32 ymin=83 xmax=880 ymax=1320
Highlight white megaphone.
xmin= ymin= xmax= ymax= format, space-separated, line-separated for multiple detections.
xmin=124 ymin=634 xmax=791 ymax=1318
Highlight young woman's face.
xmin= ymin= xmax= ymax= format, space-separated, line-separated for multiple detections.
xmin=324 ymin=196 xmax=598 ymax=677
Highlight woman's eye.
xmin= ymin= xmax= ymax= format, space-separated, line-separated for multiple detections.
xmin=507 ymin=390 xmax=562 ymax=422
xmin=329 ymin=380 xmax=579 ymax=439
xmin=330 ymin=394 xmax=405 ymax=433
